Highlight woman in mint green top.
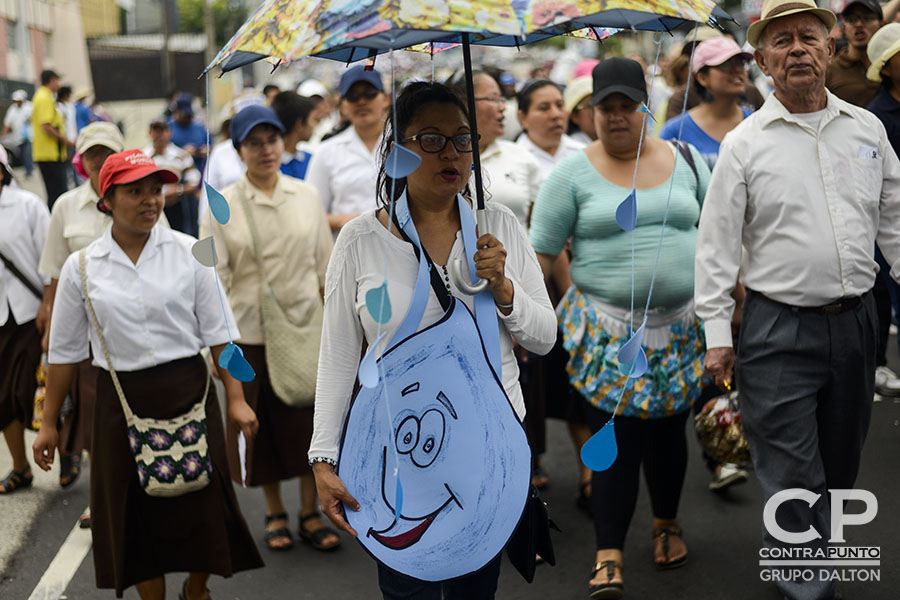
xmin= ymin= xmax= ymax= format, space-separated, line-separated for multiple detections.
xmin=529 ymin=57 xmax=711 ymax=598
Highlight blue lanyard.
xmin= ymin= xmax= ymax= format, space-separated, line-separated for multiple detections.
xmin=389 ymin=189 xmax=502 ymax=375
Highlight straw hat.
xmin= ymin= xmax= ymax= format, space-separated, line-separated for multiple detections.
xmin=746 ymin=0 xmax=836 ymax=48
xmin=867 ymin=23 xmax=900 ymax=82
xmin=564 ymin=77 xmax=593 ymax=114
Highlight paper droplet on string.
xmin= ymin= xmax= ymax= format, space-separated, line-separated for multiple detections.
xmin=206 ymin=182 xmax=231 ymax=225
xmin=385 ymin=144 xmax=422 ymax=179
xmin=615 ymin=189 xmax=637 ymax=231
xmin=617 ymin=320 xmax=646 ymax=365
xmin=394 ymin=477 xmax=404 ymax=521
xmin=191 ymin=236 xmax=217 ymax=267
xmin=581 ymin=420 xmax=618 ymax=472
xmin=358 ymin=332 xmax=387 ymax=389
xmin=225 ymin=342 xmax=255 ymax=382
xmin=365 ymin=282 xmax=392 ymax=324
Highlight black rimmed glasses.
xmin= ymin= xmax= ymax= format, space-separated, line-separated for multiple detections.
xmin=400 ymin=132 xmax=480 ymax=153
xmin=474 ymin=96 xmax=505 ymax=106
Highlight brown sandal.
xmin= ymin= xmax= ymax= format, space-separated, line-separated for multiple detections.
xmin=653 ymin=526 xmax=688 ymax=570
xmin=0 ymin=468 xmax=33 ymax=494
xmin=589 ymin=560 xmax=624 ymax=599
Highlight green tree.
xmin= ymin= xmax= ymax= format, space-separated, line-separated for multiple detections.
xmin=178 ymin=0 xmax=248 ymax=47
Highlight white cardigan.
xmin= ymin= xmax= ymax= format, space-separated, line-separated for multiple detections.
xmin=309 ymin=201 xmax=556 ymax=463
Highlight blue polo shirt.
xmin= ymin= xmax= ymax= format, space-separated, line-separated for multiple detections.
xmin=659 ymin=106 xmax=754 ymax=169
xmin=280 ymin=150 xmax=313 ymax=180
xmin=168 ymin=118 xmax=208 ymax=169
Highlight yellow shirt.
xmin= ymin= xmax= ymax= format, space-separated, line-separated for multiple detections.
xmin=31 ymin=86 xmax=66 ymax=162
xmin=201 ymin=174 xmax=332 ymax=345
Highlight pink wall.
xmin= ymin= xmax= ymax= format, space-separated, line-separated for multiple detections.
xmin=0 ymin=21 xmax=7 ymax=79
xmin=30 ymin=27 xmax=43 ymax=85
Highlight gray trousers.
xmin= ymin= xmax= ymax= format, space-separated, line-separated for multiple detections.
xmin=736 ymin=290 xmax=876 ymax=600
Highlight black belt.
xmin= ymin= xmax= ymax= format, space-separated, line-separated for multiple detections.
xmin=750 ymin=289 xmax=869 ymax=315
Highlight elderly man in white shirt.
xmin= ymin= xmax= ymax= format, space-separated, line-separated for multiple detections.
xmin=694 ymin=1 xmax=900 ymax=599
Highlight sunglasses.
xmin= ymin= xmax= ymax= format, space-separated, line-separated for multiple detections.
xmin=344 ymin=87 xmax=380 ymax=103
xmin=400 ymin=132 xmax=479 ymax=153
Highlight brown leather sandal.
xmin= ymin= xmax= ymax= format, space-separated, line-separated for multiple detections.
xmin=653 ymin=526 xmax=688 ymax=570
xmin=589 ymin=560 xmax=624 ymax=599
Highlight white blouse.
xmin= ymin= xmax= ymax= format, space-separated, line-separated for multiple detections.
xmin=516 ymin=133 xmax=586 ymax=180
xmin=49 ymin=225 xmax=239 ymax=371
xmin=0 ymin=186 xmax=49 ymax=326
xmin=309 ymin=201 xmax=557 ymax=463
xmin=305 ymin=126 xmax=379 ymax=219
xmin=478 ymin=139 xmax=544 ymax=229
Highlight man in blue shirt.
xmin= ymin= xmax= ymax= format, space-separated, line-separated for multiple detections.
xmin=167 ymin=94 xmax=209 ymax=172
xmin=74 ymin=87 xmax=95 ymax=132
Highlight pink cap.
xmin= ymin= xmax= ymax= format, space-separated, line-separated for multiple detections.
xmin=574 ymin=59 xmax=601 ymax=79
xmin=693 ymin=37 xmax=752 ymax=73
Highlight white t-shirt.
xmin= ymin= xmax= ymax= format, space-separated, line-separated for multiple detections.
xmin=308 ymin=201 xmax=557 ymax=463
xmin=0 ymin=186 xmax=49 ymax=325
xmin=3 ymin=102 xmax=32 ymax=142
xmin=476 ymin=139 xmax=543 ymax=229
xmin=49 ymin=225 xmax=239 ymax=371
xmin=305 ymin=126 xmax=380 ymax=218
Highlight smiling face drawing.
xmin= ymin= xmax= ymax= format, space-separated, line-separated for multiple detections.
xmin=338 ymin=300 xmax=531 ymax=581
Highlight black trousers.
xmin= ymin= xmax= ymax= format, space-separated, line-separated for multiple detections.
xmin=737 ymin=290 xmax=875 ymax=600
xmin=376 ymin=556 xmax=501 ymax=600
xmin=587 ymin=407 xmax=689 ymax=549
xmin=37 ymin=161 xmax=69 ymax=210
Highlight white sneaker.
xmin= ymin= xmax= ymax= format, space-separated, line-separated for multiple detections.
xmin=874 ymin=366 xmax=900 ymax=397
xmin=709 ymin=463 xmax=749 ymax=492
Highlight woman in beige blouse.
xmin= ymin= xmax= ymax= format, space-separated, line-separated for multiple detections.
xmin=201 ymin=105 xmax=339 ymax=552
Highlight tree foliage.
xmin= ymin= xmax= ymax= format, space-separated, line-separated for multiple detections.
xmin=178 ymin=0 xmax=248 ymax=46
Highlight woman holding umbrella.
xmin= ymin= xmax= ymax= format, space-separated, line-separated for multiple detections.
xmin=309 ymin=80 xmax=556 ymax=597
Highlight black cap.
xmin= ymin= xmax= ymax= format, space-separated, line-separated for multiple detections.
xmin=591 ymin=57 xmax=647 ymax=106
xmin=843 ymin=0 xmax=883 ymax=20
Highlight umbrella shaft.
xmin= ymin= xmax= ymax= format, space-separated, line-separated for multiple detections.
xmin=462 ymin=33 xmax=485 ymax=214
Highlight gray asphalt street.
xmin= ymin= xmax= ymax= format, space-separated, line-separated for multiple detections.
xmin=2 ymin=359 xmax=899 ymax=599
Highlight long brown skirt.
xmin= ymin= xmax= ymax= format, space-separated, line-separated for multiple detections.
xmin=226 ymin=344 xmax=313 ymax=487
xmin=91 ymin=355 xmax=263 ymax=597
xmin=59 ymin=358 xmax=97 ymax=454
xmin=0 ymin=317 xmax=41 ymax=431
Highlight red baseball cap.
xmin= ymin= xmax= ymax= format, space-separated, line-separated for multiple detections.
xmin=99 ymin=149 xmax=179 ymax=199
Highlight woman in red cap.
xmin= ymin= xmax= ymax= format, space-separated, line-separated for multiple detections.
xmin=33 ymin=149 xmax=263 ymax=600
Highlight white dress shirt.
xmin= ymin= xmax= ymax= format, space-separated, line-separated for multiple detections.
xmin=0 ymin=186 xmax=49 ymax=326
xmin=3 ymin=102 xmax=31 ymax=142
xmin=477 ymin=139 xmax=544 ymax=229
xmin=695 ymin=91 xmax=900 ymax=349
xmin=305 ymin=126 xmax=379 ymax=218
xmin=49 ymin=226 xmax=239 ymax=371
xmin=39 ymin=182 xmax=170 ymax=279
xmin=516 ymin=132 xmax=585 ymax=180
xmin=143 ymin=143 xmax=202 ymax=187
xmin=200 ymin=139 xmax=246 ymax=224
xmin=309 ymin=202 xmax=557 ymax=463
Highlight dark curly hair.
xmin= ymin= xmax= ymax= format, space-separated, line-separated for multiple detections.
xmin=376 ymin=81 xmax=471 ymax=209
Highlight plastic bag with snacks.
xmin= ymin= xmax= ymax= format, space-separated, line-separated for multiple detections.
xmin=30 ymin=355 xmax=47 ymax=431
xmin=694 ymin=390 xmax=752 ymax=467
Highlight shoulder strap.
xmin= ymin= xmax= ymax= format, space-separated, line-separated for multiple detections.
xmin=391 ymin=209 xmax=452 ymax=312
xmin=0 ymin=250 xmax=43 ymax=300
xmin=78 ymin=248 xmax=211 ymax=421
xmin=672 ymin=140 xmax=699 ymax=187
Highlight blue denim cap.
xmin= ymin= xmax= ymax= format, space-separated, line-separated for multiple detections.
xmin=338 ymin=65 xmax=384 ymax=97
xmin=230 ymin=105 xmax=285 ymax=144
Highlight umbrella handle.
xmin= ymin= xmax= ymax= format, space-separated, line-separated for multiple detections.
xmin=450 ymin=207 xmax=490 ymax=295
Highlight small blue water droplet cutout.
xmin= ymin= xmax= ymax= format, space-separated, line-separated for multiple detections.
xmin=394 ymin=477 xmax=404 ymax=521
xmin=617 ymin=321 xmax=646 ymax=365
xmin=615 ymin=190 xmax=637 ymax=231
xmin=218 ymin=341 xmax=237 ymax=370
xmin=358 ymin=332 xmax=387 ymax=389
xmin=581 ymin=420 xmax=618 ymax=471
xmin=619 ymin=346 xmax=649 ymax=378
xmin=637 ymin=103 xmax=657 ymax=122
xmin=385 ymin=144 xmax=422 ymax=179
xmin=226 ymin=343 xmax=255 ymax=382
xmin=206 ymin=182 xmax=231 ymax=225
xmin=365 ymin=282 xmax=392 ymax=324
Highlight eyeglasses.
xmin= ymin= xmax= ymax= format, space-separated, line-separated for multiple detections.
xmin=475 ymin=96 xmax=505 ymax=106
xmin=573 ymin=101 xmax=592 ymax=112
xmin=344 ymin=87 xmax=380 ymax=103
xmin=400 ymin=132 xmax=480 ymax=153
xmin=843 ymin=12 xmax=879 ymax=24
xmin=242 ymin=135 xmax=281 ymax=151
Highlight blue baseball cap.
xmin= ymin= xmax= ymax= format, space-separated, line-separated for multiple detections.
xmin=230 ymin=105 xmax=285 ymax=144
xmin=499 ymin=73 xmax=516 ymax=86
xmin=338 ymin=65 xmax=384 ymax=97
xmin=173 ymin=93 xmax=194 ymax=115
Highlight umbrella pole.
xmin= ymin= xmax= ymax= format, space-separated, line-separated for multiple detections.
xmin=451 ymin=33 xmax=490 ymax=296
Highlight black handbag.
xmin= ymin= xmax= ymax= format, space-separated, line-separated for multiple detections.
xmin=506 ymin=484 xmax=560 ymax=583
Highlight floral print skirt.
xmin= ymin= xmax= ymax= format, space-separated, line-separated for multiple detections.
xmin=91 ymin=355 xmax=263 ymax=597
xmin=559 ymin=286 xmax=708 ymax=419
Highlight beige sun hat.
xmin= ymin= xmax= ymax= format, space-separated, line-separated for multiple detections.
xmin=867 ymin=23 xmax=900 ymax=82
xmin=564 ymin=77 xmax=593 ymax=114
xmin=747 ymin=0 xmax=837 ymax=48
